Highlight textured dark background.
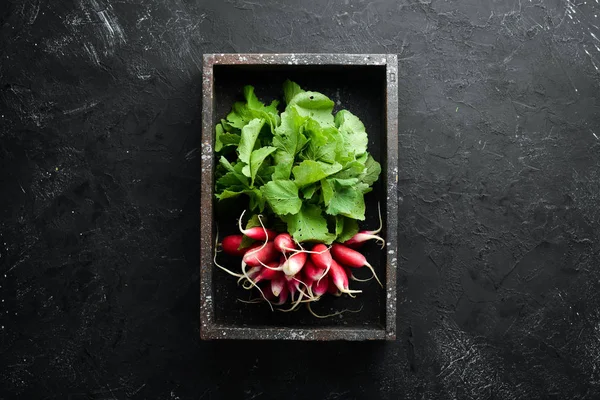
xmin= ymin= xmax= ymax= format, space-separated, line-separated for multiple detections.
xmin=1 ymin=0 xmax=600 ymax=398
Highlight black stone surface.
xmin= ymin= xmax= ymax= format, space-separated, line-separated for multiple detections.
xmin=1 ymin=0 xmax=600 ymax=398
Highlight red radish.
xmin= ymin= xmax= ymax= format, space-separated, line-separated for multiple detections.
xmin=261 ymin=255 xmax=286 ymax=271
xmin=310 ymin=244 xmax=332 ymax=269
xmin=286 ymin=277 xmax=298 ymax=294
xmin=284 ymin=273 xmax=298 ymax=292
xmin=279 ymin=277 xmax=313 ymax=312
xmin=344 ymin=203 xmax=385 ymax=249
xmin=293 ymin=276 xmax=313 ymax=299
xmin=247 ymin=266 xmax=262 ymax=280
xmin=243 ymin=227 xmax=277 ymax=241
xmin=343 ymin=231 xmax=385 ymax=249
xmin=331 ymin=243 xmax=383 ymax=288
xmin=271 ymin=275 xmax=286 ymax=297
xmin=221 ymin=234 xmax=251 ymax=256
xmin=243 ymin=242 xmax=278 ymax=267
xmin=240 ymin=260 xmax=273 ymax=311
xmin=301 ymin=269 xmax=315 ymax=288
xmin=327 ymin=277 xmax=341 ymax=296
xmin=272 ymin=285 xmax=288 ymax=306
xmin=278 ymin=290 xmax=304 ymax=312
xmin=301 ymin=261 xmax=319 ymax=288
xmin=255 ymin=262 xmax=279 ymax=283
xmin=329 ymin=260 xmax=362 ymax=296
xmin=274 ymin=233 xmax=296 ymax=253
xmin=258 ymin=283 xmax=288 ymax=306
xmin=310 ymin=244 xmax=333 ymax=282
xmin=287 ymin=277 xmax=298 ymax=301
xmin=282 ymin=251 xmax=308 ymax=276
xmin=213 ymin=235 xmax=244 ymax=279
xmin=262 ymin=284 xmax=275 ymax=300
xmin=243 ymin=262 xmax=280 ymax=289
xmin=284 ymin=274 xmax=311 ymax=302
xmin=312 ymin=277 xmax=329 ymax=297
xmin=238 ymin=210 xmax=277 ymax=241
xmin=302 ymin=259 xmax=325 ymax=282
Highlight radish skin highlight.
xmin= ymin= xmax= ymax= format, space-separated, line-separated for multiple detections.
xmin=331 ymin=243 xmax=383 ymax=288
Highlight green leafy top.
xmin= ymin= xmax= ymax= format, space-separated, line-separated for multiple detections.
xmin=213 ymin=79 xmax=381 ymax=244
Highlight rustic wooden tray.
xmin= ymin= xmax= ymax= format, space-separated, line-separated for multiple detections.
xmin=200 ymin=54 xmax=398 ymax=340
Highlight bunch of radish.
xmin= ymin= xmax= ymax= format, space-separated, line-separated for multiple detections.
xmin=214 ymin=211 xmax=385 ymax=318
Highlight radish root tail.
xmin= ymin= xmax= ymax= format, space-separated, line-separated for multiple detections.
xmin=364 ymin=261 xmax=384 ymax=288
xmin=277 ymin=291 xmax=304 ymax=312
xmin=374 ymin=202 xmax=383 ymax=234
xmin=213 ymin=233 xmax=244 ymax=279
xmin=307 ymin=303 xmax=364 ymax=318
xmin=241 ymin=260 xmax=273 ymax=311
xmin=237 ymin=298 xmax=264 ymax=304
xmin=350 ymin=272 xmax=374 ymax=282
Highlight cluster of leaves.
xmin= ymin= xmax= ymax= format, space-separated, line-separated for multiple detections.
xmin=214 ymin=80 xmax=381 ymax=244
